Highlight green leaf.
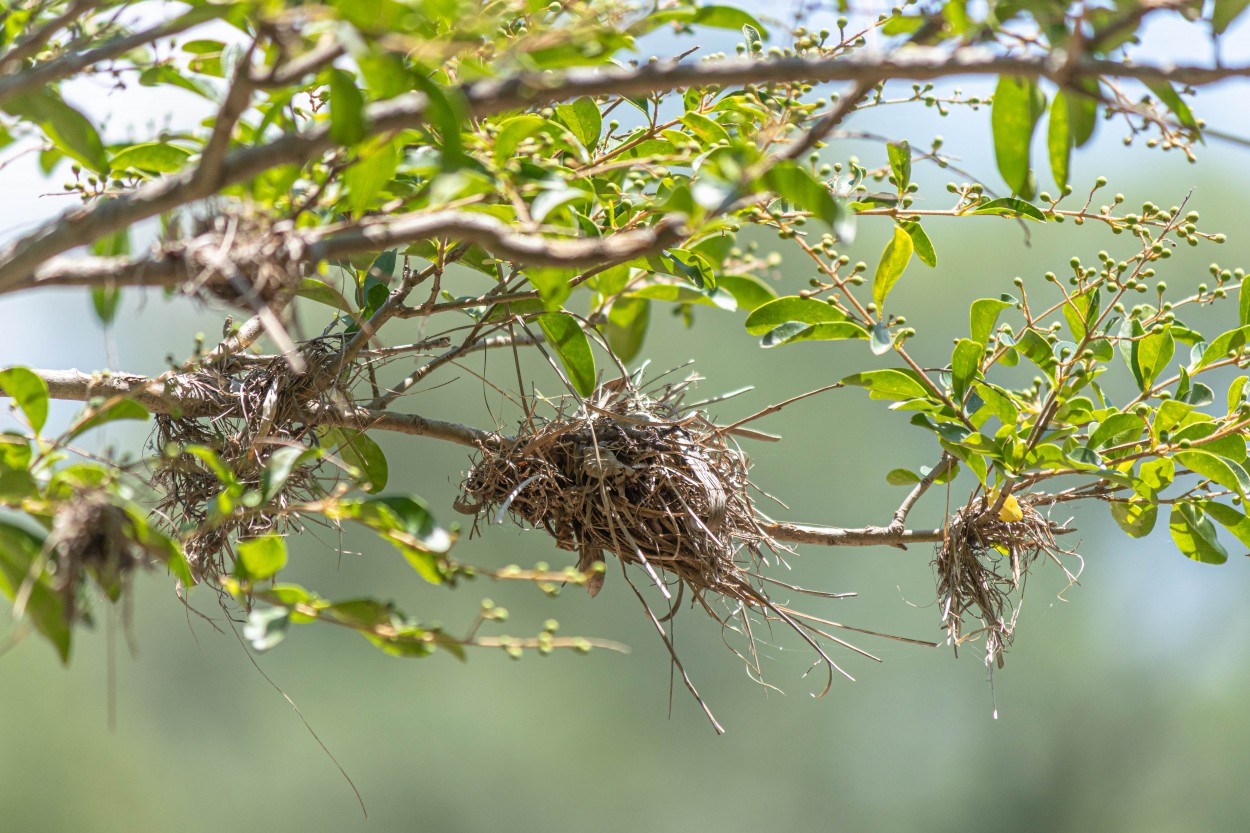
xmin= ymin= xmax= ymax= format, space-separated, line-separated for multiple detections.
xmin=2 ymin=90 xmax=108 ymax=173
xmin=762 ymin=162 xmax=842 ymax=231
xmin=538 ymin=312 xmax=596 ymax=397
xmin=297 ymin=278 xmax=354 ymax=313
xmin=1139 ymin=457 xmax=1175 ymax=493
xmin=0 ymin=367 xmax=49 ymax=433
xmin=1133 ymin=326 xmax=1175 ymax=391
xmin=244 ymin=606 xmax=291 ymax=651
xmin=1198 ymin=326 xmax=1250 ymax=369
xmin=1111 ymin=500 xmax=1157 ymax=538
xmin=950 ymin=338 xmax=982 ymax=403
xmin=262 ymin=446 xmax=322 ymax=501
xmin=604 ymin=297 xmax=650 ymax=364
xmin=328 ymin=68 xmax=367 ymax=146
xmin=1229 ymin=375 xmax=1248 ymax=414
xmin=742 ymin=23 xmax=763 ymax=51
xmin=0 ymin=522 xmax=71 ymax=662
xmin=716 ymin=274 xmax=777 ymax=312
xmin=1204 ymin=501 xmax=1250 ymax=551
xmin=886 ymin=468 xmax=922 ymax=486
xmin=1047 ymin=91 xmax=1072 ymax=190
xmin=872 ymin=225 xmax=914 ymax=310
xmin=1176 ymin=450 xmax=1247 ymax=498
xmin=1145 ymin=80 xmax=1198 ymax=131
xmin=762 ymin=321 xmax=869 ymax=347
xmin=887 ymin=140 xmax=911 ymax=189
xmin=344 ymin=136 xmax=401 ymax=218
xmin=841 ymin=368 xmax=930 ymax=402
xmin=236 ymin=535 xmax=288 ymax=582
xmin=693 ymin=5 xmax=768 ymax=36
xmin=970 ymin=297 xmax=1012 ymax=346
xmin=1013 ymin=329 xmax=1057 ymax=379
xmin=556 ymin=97 xmax=602 ymax=149
xmin=332 ymin=428 xmax=389 ymax=493
xmin=971 ymin=197 xmax=1047 ymax=222
xmin=1214 ymin=0 xmax=1250 ymax=33
xmin=65 ymin=399 xmax=148 ymax=442
xmin=745 ymin=296 xmax=850 ymax=335
xmin=139 ymin=64 xmax=215 ymax=99
xmin=991 ymin=75 xmax=1045 ymax=197
xmin=109 ymin=142 xmax=192 ymax=174
xmin=1170 ymin=502 xmax=1228 ymax=564
xmin=899 ymin=221 xmax=936 ymax=267
xmin=1089 ymin=412 xmax=1144 ymax=449
xmin=91 ymin=286 xmax=121 ymax=326
xmin=1067 ymin=83 xmax=1099 ymax=147
xmin=1240 ymin=279 xmax=1250 ymax=327
xmin=328 ymin=496 xmax=452 ymax=583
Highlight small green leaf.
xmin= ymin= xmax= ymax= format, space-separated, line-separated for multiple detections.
xmin=0 ymin=522 xmax=71 ymax=662
xmin=1067 ymin=83 xmax=1099 ymax=147
xmin=693 ymin=5 xmax=768 ymax=36
xmin=1139 ymin=457 xmax=1175 ymax=493
xmin=742 ymin=24 xmax=763 ymax=51
xmin=297 ymin=278 xmax=354 ymax=313
xmin=887 ymin=140 xmax=911 ymax=189
xmin=762 ymin=162 xmax=842 ymax=231
xmin=1176 ymin=450 xmax=1247 ymax=498
xmin=344 ymin=136 xmax=401 ymax=218
xmin=556 ymin=97 xmax=602 ymax=149
xmin=65 ymin=399 xmax=148 ymax=442
xmin=869 ymin=321 xmax=893 ymax=355
xmin=1111 ymin=500 xmax=1157 ymax=538
xmin=1214 ymin=0 xmax=1250 ymax=33
xmin=1204 ymin=501 xmax=1250 ymax=551
xmin=3 ymin=90 xmax=108 ymax=173
xmin=841 ymin=368 xmax=930 ymax=402
xmin=1144 ymin=80 xmax=1198 ymax=131
xmin=1089 ymin=412 xmax=1144 ymax=450
xmin=1046 ymin=92 xmax=1072 ymax=191
xmin=262 ymin=446 xmax=322 ymax=501
xmin=1240 ymin=279 xmax=1250 ymax=327
xmin=328 ymin=68 xmax=367 ymax=146
xmin=91 ymin=287 xmax=121 ymax=326
xmin=716 ymin=274 xmax=777 ymax=312
xmin=1198 ymin=326 xmax=1250 ymax=369
xmin=872 ymin=225 xmax=914 ymax=310
xmin=110 ymin=142 xmax=192 ymax=174
xmin=604 ymin=297 xmax=650 ymax=364
xmin=970 ymin=298 xmax=1012 ymax=346
xmin=1133 ymin=326 xmax=1175 ymax=391
xmin=1170 ymin=502 xmax=1228 ymax=564
xmin=899 ymin=221 xmax=936 ymax=267
xmin=991 ymin=75 xmax=1045 ymax=197
xmin=332 ymin=428 xmax=389 ymax=493
xmin=971 ymin=197 xmax=1047 ymax=222
xmin=236 ymin=535 xmax=288 ymax=582
xmin=886 ymin=468 xmax=922 ymax=486
xmin=950 ymin=338 xmax=982 ymax=402
xmin=745 ymin=296 xmax=850 ymax=335
xmin=0 ymin=367 xmax=49 ymax=433
xmin=538 ymin=312 xmax=596 ymax=397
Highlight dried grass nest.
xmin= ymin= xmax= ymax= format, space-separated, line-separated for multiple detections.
xmin=934 ymin=493 xmax=1080 ymax=669
xmin=151 ymin=337 xmax=348 ymax=574
xmin=456 ymin=374 xmax=890 ymax=693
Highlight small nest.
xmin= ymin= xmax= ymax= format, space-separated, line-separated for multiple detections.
xmin=151 ymin=339 xmax=348 ymax=575
xmin=156 ymin=211 xmax=307 ymax=309
xmin=458 ymin=375 xmax=878 ymax=705
xmin=47 ymin=491 xmax=145 ymax=624
xmin=934 ymin=494 xmax=1077 ymax=669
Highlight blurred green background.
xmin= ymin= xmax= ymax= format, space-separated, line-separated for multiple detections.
xmin=4 ymin=5 xmax=1250 ymax=832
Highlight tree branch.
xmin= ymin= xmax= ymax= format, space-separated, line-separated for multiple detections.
xmin=2 ymin=45 xmax=1247 ymax=293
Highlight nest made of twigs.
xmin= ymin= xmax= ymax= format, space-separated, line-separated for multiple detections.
xmin=151 ymin=338 xmax=348 ymax=574
xmin=934 ymin=493 xmax=1077 ymax=669
xmin=458 ymin=377 xmax=775 ymax=604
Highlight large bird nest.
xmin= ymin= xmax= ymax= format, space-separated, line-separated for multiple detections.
xmin=457 ymin=374 xmax=900 ymax=708
xmin=934 ymin=492 xmax=1080 ymax=670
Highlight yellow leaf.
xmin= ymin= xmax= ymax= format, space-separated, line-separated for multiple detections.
xmin=990 ymin=489 xmax=1024 ymax=523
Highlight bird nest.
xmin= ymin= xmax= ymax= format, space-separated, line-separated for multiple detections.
xmin=934 ymin=493 xmax=1079 ymax=669
xmin=458 ymin=378 xmax=774 ymax=602
xmin=150 ymin=338 xmax=348 ymax=575
xmin=456 ymin=376 xmax=904 ymax=718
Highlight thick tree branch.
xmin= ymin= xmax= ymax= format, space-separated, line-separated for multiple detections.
xmin=15 ymin=211 xmax=689 ymax=295
xmin=2 ymin=46 xmax=1247 ymax=293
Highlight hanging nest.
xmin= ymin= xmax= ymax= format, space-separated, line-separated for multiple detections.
xmin=47 ymin=491 xmax=144 ymax=624
xmin=934 ymin=492 xmax=1079 ymax=669
xmin=150 ymin=337 xmax=350 ymax=575
xmin=457 ymin=374 xmax=903 ymax=698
